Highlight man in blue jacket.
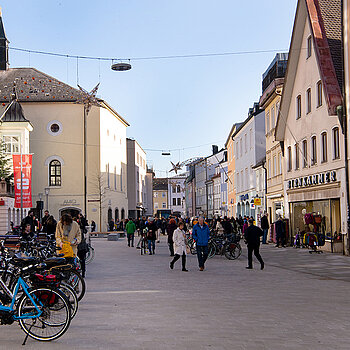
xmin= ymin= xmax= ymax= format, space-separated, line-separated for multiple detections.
xmin=192 ymin=216 xmax=210 ymax=271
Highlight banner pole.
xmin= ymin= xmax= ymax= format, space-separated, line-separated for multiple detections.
xmin=20 ymin=145 xmax=23 ymax=221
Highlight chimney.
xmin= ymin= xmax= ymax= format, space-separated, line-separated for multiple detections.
xmin=212 ymin=145 xmax=218 ymax=155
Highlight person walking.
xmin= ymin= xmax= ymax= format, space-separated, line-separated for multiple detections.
xmin=261 ymin=212 xmax=269 ymax=244
xmin=146 ymin=217 xmax=157 ymax=255
xmin=170 ymin=222 xmax=188 ymax=271
xmin=166 ymin=218 xmax=177 ymax=256
xmin=192 ymin=216 xmax=210 ymax=271
xmin=126 ymin=218 xmax=136 ymax=247
xmin=275 ymin=215 xmax=286 ymax=248
xmin=244 ymin=219 xmax=264 ymax=270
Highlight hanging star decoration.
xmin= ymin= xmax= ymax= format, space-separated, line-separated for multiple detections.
xmin=78 ymin=83 xmax=100 ymax=115
xmin=169 ymin=161 xmax=182 ymax=174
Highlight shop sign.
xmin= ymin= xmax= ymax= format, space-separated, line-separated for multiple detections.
xmin=250 ymin=203 xmax=255 ymax=209
xmin=240 ymin=194 xmax=249 ymax=201
xmin=61 ymin=199 xmax=80 ymax=206
xmin=288 ymin=171 xmax=336 ymax=190
xmin=254 ymin=198 xmax=262 ymax=206
xmin=0 ymin=198 xmax=5 ymax=206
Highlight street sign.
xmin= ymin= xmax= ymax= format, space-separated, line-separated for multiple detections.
xmin=250 ymin=203 xmax=255 ymax=209
xmin=254 ymin=198 xmax=261 ymax=206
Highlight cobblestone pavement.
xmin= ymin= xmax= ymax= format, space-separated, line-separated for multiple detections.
xmin=3 ymin=237 xmax=350 ymax=349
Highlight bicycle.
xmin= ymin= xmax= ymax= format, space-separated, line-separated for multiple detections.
xmin=0 ymin=257 xmax=71 ymax=344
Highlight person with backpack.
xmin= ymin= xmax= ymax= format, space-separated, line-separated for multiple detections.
xmin=244 ymin=218 xmax=264 ymax=270
xmin=126 ymin=218 xmax=136 ymax=247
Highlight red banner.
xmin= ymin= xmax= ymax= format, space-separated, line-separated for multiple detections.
xmin=12 ymin=154 xmax=33 ymax=209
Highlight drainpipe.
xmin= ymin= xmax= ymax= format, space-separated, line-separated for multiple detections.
xmin=262 ymin=161 xmax=268 ymax=213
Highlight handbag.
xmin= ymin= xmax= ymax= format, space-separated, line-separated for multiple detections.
xmin=61 ymin=240 xmax=74 ymax=258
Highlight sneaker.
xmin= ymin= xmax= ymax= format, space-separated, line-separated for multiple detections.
xmin=182 ymin=268 xmax=188 ymax=272
xmin=246 ymin=266 xmax=253 ymax=269
xmin=149 ymin=252 xmax=152 ymax=255
xmin=261 ymin=262 xmax=265 ymax=270
xmin=170 ymin=262 xmax=174 ymax=270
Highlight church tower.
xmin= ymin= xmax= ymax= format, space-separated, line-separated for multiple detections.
xmin=0 ymin=8 xmax=9 ymax=71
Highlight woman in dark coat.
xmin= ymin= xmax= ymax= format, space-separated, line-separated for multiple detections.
xmin=166 ymin=218 xmax=177 ymax=256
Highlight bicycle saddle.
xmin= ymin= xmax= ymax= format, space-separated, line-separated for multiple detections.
xmin=12 ymin=256 xmax=37 ymax=266
xmin=44 ymin=257 xmax=66 ymax=266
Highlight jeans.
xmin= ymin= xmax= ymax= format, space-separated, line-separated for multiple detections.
xmin=127 ymin=233 xmax=134 ymax=247
xmin=247 ymin=244 xmax=264 ymax=268
xmin=262 ymin=229 xmax=268 ymax=244
xmin=148 ymin=240 xmax=155 ymax=254
xmin=196 ymin=245 xmax=208 ymax=268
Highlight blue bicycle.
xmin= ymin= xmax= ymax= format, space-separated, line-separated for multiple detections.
xmin=0 ymin=260 xmax=71 ymax=344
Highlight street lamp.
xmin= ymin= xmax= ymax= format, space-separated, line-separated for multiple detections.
xmin=111 ymin=62 xmax=132 ymax=71
xmin=44 ymin=187 xmax=50 ymax=211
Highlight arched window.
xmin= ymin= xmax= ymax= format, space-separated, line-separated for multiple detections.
xmin=121 ymin=208 xmax=125 ymax=220
xmin=321 ymin=132 xmax=327 ymax=163
xmin=115 ymin=208 xmax=119 ymax=221
xmin=333 ymin=127 xmax=340 ymax=160
xmin=108 ymin=208 xmax=113 ymax=222
xmin=49 ymin=160 xmax=61 ymax=186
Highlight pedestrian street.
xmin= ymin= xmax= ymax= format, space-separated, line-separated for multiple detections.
xmin=3 ymin=236 xmax=350 ymax=350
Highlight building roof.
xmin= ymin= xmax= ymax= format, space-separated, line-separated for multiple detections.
xmin=153 ymin=178 xmax=168 ymax=191
xmin=0 ymin=68 xmax=87 ymax=103
xmin=0 ymin=100 xmax=29 ymax=122
xmin=232 ymin=103 xmax=263 ymax=139
xmin=0 ymin=13 xmax=7 ymax=41
xmin=275 ymin=0 xmax=343 ymax=141
xmin=225 ymin=122 xmax=243 ymax=147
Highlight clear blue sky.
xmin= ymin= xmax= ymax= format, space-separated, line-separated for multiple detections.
xmin=2 ymin=0 xmax=297 ymax=176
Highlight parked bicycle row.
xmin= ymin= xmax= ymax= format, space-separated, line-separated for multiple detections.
xmin=0 ymin=213 xmax=94 ymax=344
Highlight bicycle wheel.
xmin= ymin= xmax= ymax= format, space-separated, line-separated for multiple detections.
xmin=17 ymin=287 xmax=71 ymax=342
xmin=65 ymin=270 xmax=86 ymax=302
xmin=59 ymin=283 xmax=78 ymax=319
xmin=208 ymin=242 xmax=216 ymax=259
xmin=224 ymin=242 xmax=242 ymax=260
xmin=85 ymin=246 xmax=95 ymax=265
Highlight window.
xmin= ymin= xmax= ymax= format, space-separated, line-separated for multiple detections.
xmin=311 ymin=136 xmax=317 ymax=165
xmin=245 ymin=168 xmax=248 ymax=189
xmin=278 ymin=153 xmax=282 ymax=174
xmin=49 ymin=160 xmax=61 ymax=186
xmin=307 ymin=35 xmax=312 ymax=58
xmin=317 ymin=81 xmax=322 ymax=107
xmin=154 ymin=202 xmax=159 ymax=209
xmin=3 ymin=135 xmax=20 ymax=153
xmin=273 ymin=155 xmax=277 ymax=177
xmin=236 ymin=173 xmax=240 ymax=192
xmin=173 ymin=198 xmax=176 ymax=206
xmin=177 ymin=185 xmax=181 ymax=193
xmin=302 ymin=140 xmax=308 ymax=168
xmin=266 ymin=111 xmax=270 ymax=132
xmin=296 ymin=95 xmax=301 ymax=119
xmin=271 ymin=106 xmax=275 ymax=128
xmin=268 ymin=159 xmax=271 ymax=178
xmin=162 ymin=202 xmax=166 ymax=208
xmin=321 ymin=132 xmax=327 ymax=163
xmin=235 ymin=142 xmax=239 ymax=159
xmin=154 ymin=192 xmax=158 ymax=198
xmin=47 ymin=120 xmax=63 ymax=136
xmin=120 ymin=168 xmax=123 ymax=191
xmin=106 ymin=163 xmax=110 ymax=187
xmin=333 ymin=127 xmax=340 ymax=159
xmin=287 ymin=146 xmax=292 ymax=172
xmin=244 ymin=134 xmax=247 ymax=153
xmin=307 ymin=88 xmax=311 ymax=114
xmin=177 ymin=198 xmax=181 ymax=206
xmin=249 ymin=129 xmax=253 ymax=149
xmin=240 ymin=138 xmax=243 ymax=157
xmin=172 ymin=185 xmax=176 ymax=193
xmin=295 ymin=143 xmax=299 ymax=170
xmin=114 ymin=166 xmax=117 ymax=190
xmin=162 ymin=192 xmax=166 ymax=198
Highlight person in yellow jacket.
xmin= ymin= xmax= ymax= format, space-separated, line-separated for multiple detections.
xmin=55 ymin=214 xmax=81 ymax=257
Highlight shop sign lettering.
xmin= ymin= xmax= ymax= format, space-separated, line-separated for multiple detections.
xmin=288 ymin=171 xmax=336 ymax=190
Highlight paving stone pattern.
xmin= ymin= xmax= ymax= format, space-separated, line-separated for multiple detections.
xmin=2 ymin=238 xmax=350 ymax=349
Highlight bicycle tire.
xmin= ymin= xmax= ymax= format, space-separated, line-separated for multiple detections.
xmin=65 ymin=270 xmax=86 ymax=302
xmin=224 ymin=243 xmax=242 ymax=260
xmin=17 ymin=287 xmax=71 ymax=342
xmin=59 ymin=283 xmax=78 ymax=319
xmin=85 ymin=247 xmax=95 ymax=265
xmin=208 ymin=241 xmax=216 ymax=259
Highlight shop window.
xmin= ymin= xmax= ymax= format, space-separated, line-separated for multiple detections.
xmin=302 ymin=140 xmax=308 ymax=168
xmin=287 ymin=147 xmax=292 ymax=172
xmin=306 ymin=88 xmax=311 ymax=114
xmin=333 ymin=127 xmax=340 ymax=159
xmin=311 ymin=136 xmax=317 ymax=165
xmin=296 ymin=95 xmax=301 ymax=119
xmin=295 ymin=143 xmax=299 ymax=170
xmin=317 ymin=81 xmax=322 ymax=107
xmin=321 ymin=132 xmax=327 ymax=163
xmin=49 ymin=160 xmax=61 ymax=186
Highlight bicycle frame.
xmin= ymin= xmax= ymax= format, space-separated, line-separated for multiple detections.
xmin=0 ymin=276 xmax=42 ymax=320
